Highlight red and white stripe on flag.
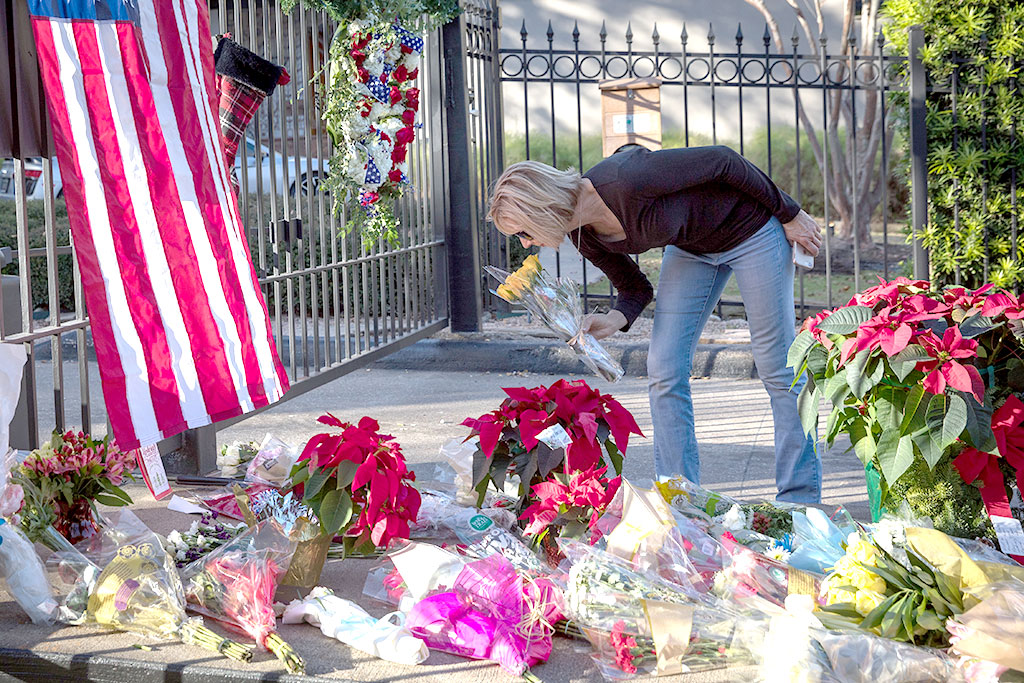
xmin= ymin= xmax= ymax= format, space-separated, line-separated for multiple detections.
xmin=28 ymin=0 xmax=289 ymax=450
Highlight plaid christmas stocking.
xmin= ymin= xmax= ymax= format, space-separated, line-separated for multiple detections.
xmin=214 ymin=36 xmax=289 ymax=190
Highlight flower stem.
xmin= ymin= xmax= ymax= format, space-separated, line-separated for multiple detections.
xmin=264 ymin=631 xmax=305 ymax=674
xmin=179 ymin=622 xmax=253 ymax=663
xmin=522 ymin=670 xmax=545 ymax=683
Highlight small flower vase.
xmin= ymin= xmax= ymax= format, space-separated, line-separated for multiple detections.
xmin=279 ymin=531 xmax=334 ymax=593
xmin=54 ymin=497 xmax=100 ymax=546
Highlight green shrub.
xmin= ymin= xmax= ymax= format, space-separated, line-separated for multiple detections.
xmin=883 ymin=0 xmax=1024 ymax=288
xmin=0 ymin=199 xmax=76 ymax=314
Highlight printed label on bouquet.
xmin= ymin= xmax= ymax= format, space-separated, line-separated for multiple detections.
xmin=787 ymin=567 xmax=818 ymax=597
xmin=991 ymin=515 xmax=1024 ymax=557
xmin=535 ymin=424 xmax=572 ymax=450
xmin=136 ymin=444 xmax=171 ymax=501
xmin=468 ymin=514 xmax=493 ymax=532
xmin=643 ymin=600 xmax=693 ymax=676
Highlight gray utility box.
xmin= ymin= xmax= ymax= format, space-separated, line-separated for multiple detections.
xmin=2 ymin=268 xmax=30 ymax=450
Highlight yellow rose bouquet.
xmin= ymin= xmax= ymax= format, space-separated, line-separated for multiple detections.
xmin=815 ymin=531 xmax=966 ymax=647
xmin=486 ymin=255 xmax=624 ymax=382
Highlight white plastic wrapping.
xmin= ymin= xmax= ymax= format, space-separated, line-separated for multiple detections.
xmin=438 ymin=437 xmax=478 ymax=505
xmin=245 ymin=434 xmax=299 ymax=486
xmin=0 ymin=519 xmax=57 ymax=624
xmin=0 ymin=343 xmax=26 ymax=462
xmin=282 ymin=587 xmax=428 ymax=665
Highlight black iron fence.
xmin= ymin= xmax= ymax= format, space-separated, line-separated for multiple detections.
xmin=469 ymin=15 xmax=936 ymax=322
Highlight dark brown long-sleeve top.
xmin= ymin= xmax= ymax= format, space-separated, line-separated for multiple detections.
xmin=569 ymin=145 xmax=802 ymax=329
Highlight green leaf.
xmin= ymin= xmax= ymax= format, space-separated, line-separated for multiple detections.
xmin=875 ymin=385 xmax=904 ymax=432
xmin=959 ymin=313 xmax=1002 ymax=338
xmin=846 ymin=350 xmax=873 ymax=399
xmin=882 ymin=595 xmax=910 ymax=639
xmin=304 ymin=471 xmax=331 ymax=503
xmin=958 ymin=390 xmax=998 ymax=452
xmin=916 ymin=609 xmax=943 ymax=631
xmin=798 ymin=383 xmax=821 ymax=435
xmin=816 ymin=305 xmax=874 ymax=334
xmin=334 ymin=460 xmax=359 ymax=489
xmin=848 ymin=420 xmax=876 ymax=466
xmin=289 ymin=463 xmax=310 ymax=487
xmin=861 ymin=592 xmax=903 ymax=630
xmin=787 ymin=329 xmax=816 ymax=369
xmin=489 ymin=454 xmax=511 ymax=492
xmin=889 ymin=345 xmax=931 ymax=382
xmin=317 ymin=488 xmax=353 ymax=536
xmin=818 ymin=602 xmax=862 ymax=619
xmin=901 ymin=595 xmax=918 ymax=643
xmin=925 ymin=392 xmax=948 ymax=438
xmin=912 ymin=429 xmax=944 ymax=469
xmin=940 ymin=392 xmax=968 ymax=450
xmin=94 ymin=494 xmax=130 ymax=507
xmin=472 ymin=449 xmax=490 ymax=487
xmin=807 ymin=346 xmax=829 ymax=377
xmin=603 ymin=441 xmax=623 ymax=476
xmin=900 ymin=385 xmax=930 ymax=436
xmin=824 ymin=371 xmax=852 ymax=404
xmin=877 ymin=432 xmax=915 ymax=486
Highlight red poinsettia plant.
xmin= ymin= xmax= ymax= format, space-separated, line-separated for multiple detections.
xmin=290 ymin=415 xmax=420 ymax=552
xmin=790 ymin=277 xmax=1024 ymax=520
xmin=461 ymin=379 xmax=642 ymax=544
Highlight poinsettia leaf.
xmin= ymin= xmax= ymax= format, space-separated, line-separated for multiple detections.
xmin=846 ymin=349 xmax=873 ymax=399
xmin=318 ymin=488 xmax=353 ymax=537
xmin=890 ymin=345 xmax=931 ymax=382
xmin=824 ymin=371 xmax=851 ymax=404
xmin=806 ymin=345 xmax=829 ymax=377
xmin=787 ymin=329 xmax=815 ymax=369
xmin=518 ymin=451 xmax=539 ymax=490
xmin=877 ymin=432 xmax=914 ymax=486
xmin=959 ymin=313 xmax=1002 ymax=339
xmin=536 ymin=443 xmax=564 ymax=478
xmin=912 ymin=430 xmax=943 ymax=470
xmin=472 ymin=447 xmax=492 ymax=486
xmin=874 ymin=385 xmax=903 ymax=432
xmin=899 ymin=384 xmax=928 ymax=435
xmin=940 ymin=392 xmax=968 ymax=450
xmin=604 ymin=439 xmax=624 ymax=476
xmin=489 ymin=454 xmax=511 ymax=492
xmin=335 ymin=459 xmax=361 ymax=490
xmin=955 ymin=389 xmax=998 ymax=453
xmin=816 ymin=305 xmax=874 ymax=334
xmin=304 ymin=470 xmax=331 ymax=503
xmin=797 ymin=382 xmax=820 ymax=435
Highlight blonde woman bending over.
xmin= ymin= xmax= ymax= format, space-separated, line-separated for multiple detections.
xmin=487 ymin=145 xmax=824 ymax=503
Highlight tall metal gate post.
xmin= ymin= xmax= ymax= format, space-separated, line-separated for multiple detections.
xmin=441 ymin=13 xmax=483 ymax=332
xmin=908 ymin=25 xmax=930 ymax=280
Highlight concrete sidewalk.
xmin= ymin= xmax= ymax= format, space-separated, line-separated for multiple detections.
xmin=1 ymin=367 xmax=865 ymax=683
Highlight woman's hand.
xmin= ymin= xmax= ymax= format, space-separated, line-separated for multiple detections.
xmin=582 ymin=310 xmax=628 ymax=340
xmin=782 ymin=210 xmax=823 ymax=256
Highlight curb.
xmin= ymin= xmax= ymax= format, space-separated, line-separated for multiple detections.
xmin=0 ymin=647 xmax=324 ymax=683
xmin=372 ymin=337 xmax=757 ymax=379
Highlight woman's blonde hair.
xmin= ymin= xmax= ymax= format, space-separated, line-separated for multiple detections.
xmin=487 ymin=161 xmax=583 ymax=244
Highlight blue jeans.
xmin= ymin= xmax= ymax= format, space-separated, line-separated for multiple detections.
xmin=647 ymin=217 xmax=821 ymax=503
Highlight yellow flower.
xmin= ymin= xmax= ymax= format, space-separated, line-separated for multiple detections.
xmin=830 ymin=555 xmax=855 ymax=575
xmin=854 ymin=589 xmax=886 ymax=616
xmin=847 ymin=539 xmax=879 ymax=567
xmin=826 ymin=586 xmax=856 ymax=606
xmin=495 ymin=284 xmax=519 ymax=302
xmin=846 ymin=565 xmax=886 ymax=593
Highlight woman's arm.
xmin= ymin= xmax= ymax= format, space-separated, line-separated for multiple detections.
xmin=632 ymin=146 xmax=802 ymax=223
xmin=573 ymin=231 xmax=654 ymax=337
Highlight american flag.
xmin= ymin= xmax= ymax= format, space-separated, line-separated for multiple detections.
xmin=28 ymin=0 xmax=289 ymax=450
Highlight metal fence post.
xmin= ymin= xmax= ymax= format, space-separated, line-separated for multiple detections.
xmin=441 ymin=13 xmax=483 ymax=332
xmin=908 ymin=25 xmax=930 ymax=280
xmin=164 ymin=425 xmax=217 ymax=476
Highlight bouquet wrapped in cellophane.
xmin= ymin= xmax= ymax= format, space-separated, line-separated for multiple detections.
xmin=47 ymin=508 xmax=251 ymax=662
xmin=559 ymin=539 xmax=763 ymax=679
xmin=181 ymin=512 xmax=309 ymax=673
xmin=486 ymin=255 xmax=624 ymax=382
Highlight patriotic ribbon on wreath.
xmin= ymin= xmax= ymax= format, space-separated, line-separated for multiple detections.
xmin=953 ymin=394 xmax=1024 ymax=563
